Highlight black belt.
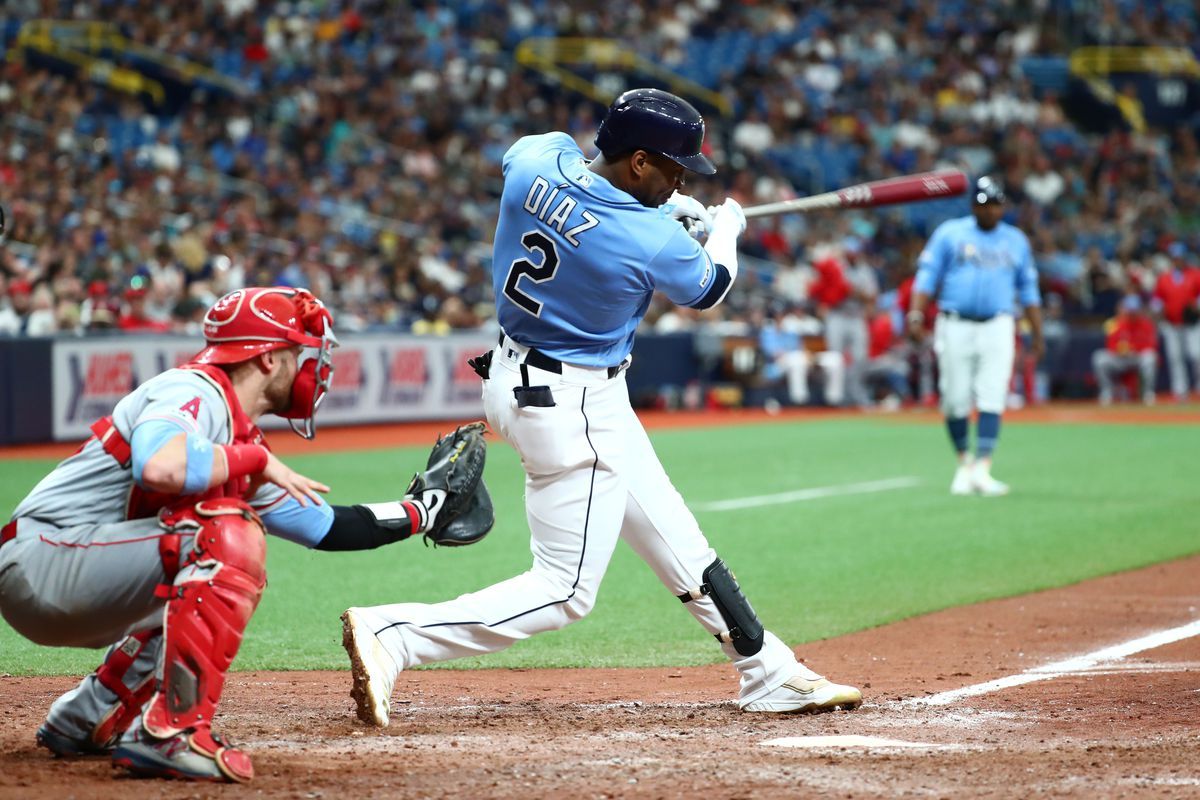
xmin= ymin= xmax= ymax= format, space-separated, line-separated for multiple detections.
xmin=939 ymin=310 xmax=997 ymax=323
xmin=0 ymin=519 xmax=16 ymax=549
xmin=497 ymin=334 xmax=626 ymax=379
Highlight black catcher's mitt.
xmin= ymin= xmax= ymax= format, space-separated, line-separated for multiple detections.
xmin=407 ymin=422 xmax=493 ymax=546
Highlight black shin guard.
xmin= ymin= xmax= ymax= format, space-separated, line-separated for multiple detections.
xmin=678 ymin=557 xmax=764 ymax=657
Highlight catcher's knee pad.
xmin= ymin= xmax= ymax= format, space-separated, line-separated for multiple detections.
xmin=145 ymin=499 xmax=267 ymax=738
xmin=678 ymin=557 xmax=764 ymax=657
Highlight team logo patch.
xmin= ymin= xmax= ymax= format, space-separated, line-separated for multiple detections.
xmin=180 ymin=397 xmax=201 ymax=420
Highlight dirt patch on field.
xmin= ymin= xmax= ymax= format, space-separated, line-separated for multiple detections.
xmin=2 ymin=555 xmax=1197 ymax=799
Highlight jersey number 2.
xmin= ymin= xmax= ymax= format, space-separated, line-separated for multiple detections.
xmin=503 ymin=231 xmax=559 ymax=317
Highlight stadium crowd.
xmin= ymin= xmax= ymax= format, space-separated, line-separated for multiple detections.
xmin=0 ymin=0 xmax=1198 ymax=399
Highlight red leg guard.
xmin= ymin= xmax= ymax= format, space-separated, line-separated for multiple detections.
xmin=91 ymin=629 xmax=159 ymax=747
xmin=143 ymin=499 xmax=266 ymax=740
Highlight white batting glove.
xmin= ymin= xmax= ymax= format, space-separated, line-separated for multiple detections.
xmin=707 ymin=198 xmax=746 ymax=237
xmin=664 ymin=191 xmax=714 ymax=239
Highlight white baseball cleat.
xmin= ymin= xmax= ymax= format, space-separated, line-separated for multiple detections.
xmin=740 ymin=668 xmax=863 ymax=714
xmin=341 ymin=609 xmax=399 ymax=727
xmin=971 ymin=467 xmax=1010 ymax=497
xmin=950 ymin=464 xmax=974 ymax=496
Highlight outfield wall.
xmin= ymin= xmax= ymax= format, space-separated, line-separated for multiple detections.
xmin=0 ymin=329 xmax=1111 ymax=445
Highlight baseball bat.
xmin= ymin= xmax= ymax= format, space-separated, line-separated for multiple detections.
xmin=742 ymin=169 xmax=967 ymax=219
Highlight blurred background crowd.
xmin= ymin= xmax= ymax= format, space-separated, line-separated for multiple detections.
xmin=1 ymin=0 xmax=1199 ymax=402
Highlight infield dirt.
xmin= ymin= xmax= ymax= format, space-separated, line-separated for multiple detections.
xmin=2 ymin=408 xmax=1196 ymax=798
xmin=2 ymin=554 xmax=1196 ymax=799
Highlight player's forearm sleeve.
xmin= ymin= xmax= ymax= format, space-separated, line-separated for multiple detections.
xmin=689 ymin=262 xmax=733 ymax=310
xmin=704 ymin=225 xmax=739 ymax=285
xmin=315 ymin=505 xmax=415 ymax=551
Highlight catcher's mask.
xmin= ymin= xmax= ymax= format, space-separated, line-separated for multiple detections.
xmin=191 ymin=287 xmax=338 ymax=439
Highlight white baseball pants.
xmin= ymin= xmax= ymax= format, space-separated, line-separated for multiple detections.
xmin=1092 ymin=350 xmax=1158 ymax=401
xmin=824 ymin=310 xmax=868 ymax=405
xmin=933 ymin=313 xmax=1015 ymax=417
xmin=773 ymin=350 xmax=844 ymax=405
xmin=1158 ymin=322 xmax=1200 ymax=397
xmin=355 ymin=340 xmax=802 ymax=705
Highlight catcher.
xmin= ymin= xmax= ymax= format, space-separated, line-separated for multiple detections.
xmin=0 ymin=286 xmax=492 ymax=784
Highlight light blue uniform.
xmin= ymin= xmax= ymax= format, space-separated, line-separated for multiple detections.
xmin=348 ymin=127 xmax=854 ymax=714
xmin=493 ymin=133 xmax=724 ymax=367
xmin=915 ymin=215 xmax=1040 ymax=441
xmin=914 ymin=216 xmax=1040 ymax=317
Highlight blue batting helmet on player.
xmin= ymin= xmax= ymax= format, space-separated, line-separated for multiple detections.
xmin=595 ymin=88 xmax=717 ymax=175
xmin=972 ymin=176 xmax=1007 ymax=205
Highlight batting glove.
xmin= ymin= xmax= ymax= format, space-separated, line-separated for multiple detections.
xmin=707 ymin=198 xmax=746 ymax=236
xmin=665 ymin=191 xmax=714 ymax=239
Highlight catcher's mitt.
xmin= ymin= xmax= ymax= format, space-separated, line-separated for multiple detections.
xmin=407 ymin=422 xmax=493 ymax=546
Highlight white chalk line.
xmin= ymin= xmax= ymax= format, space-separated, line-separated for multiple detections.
xmin=693 ymin=476 xmax=921 ymax=512
xmin=911 ymin=619 xmax=1200 ymax=706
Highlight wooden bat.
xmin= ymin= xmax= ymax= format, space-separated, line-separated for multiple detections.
xmin=742 ymin=169 xmax=967 ymax=219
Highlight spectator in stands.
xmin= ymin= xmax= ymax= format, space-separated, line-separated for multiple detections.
xmin=1150 ymin=243 xmax=1200 ymax=400
xmin=859 ymin=304 xmax=909 ymax=411
xmin=897 ymin=265 xmax=937 ymax=405
xmin=1093 ymin=294 xmax=1159 ymax=405
xmin=117 ymin=286 xmax=171 ymax=333
xmin=809 ymin=245 xmax=876 ymax=406
xmin=755 ymin=304 xmax=844 ymax=408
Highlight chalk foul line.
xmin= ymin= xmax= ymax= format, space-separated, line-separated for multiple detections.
xmin=693 ymin=476 xmax=921 ymax=513
xmin=911 ymin=618 xmax=1200 ymax=706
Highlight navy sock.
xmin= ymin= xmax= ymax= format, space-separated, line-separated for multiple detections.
xmin=976 ymin=412 xmax=1001 ymax=459
xmin=946 ymin=417 xmax=969 ymax=455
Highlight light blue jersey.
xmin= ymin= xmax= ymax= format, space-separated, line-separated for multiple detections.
xmin=914 ymin=216 xmax=1040 ymax=318
xmin=493 ymin=133 xmax=722 ymax=367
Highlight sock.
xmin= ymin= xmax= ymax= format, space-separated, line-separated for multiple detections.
xmin=976 ymin=412 xmax=1001 ymax=459
xmin=946 ymin=417 xmax=969 ymax=456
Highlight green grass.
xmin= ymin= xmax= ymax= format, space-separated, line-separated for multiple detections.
xmin=1 ymin=417 xmax=1197 ymax=675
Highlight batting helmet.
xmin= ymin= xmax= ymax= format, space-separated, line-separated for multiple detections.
xmin=191 ymin=287 xmax=338 ymax=439
xmin=594 ymin=88 xmax=716 ymax=175
xmin=972 ymin=176 xmax=1006 ymax=205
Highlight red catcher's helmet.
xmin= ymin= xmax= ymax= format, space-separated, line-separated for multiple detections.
xmin=191 ymin=287 xmax=337 ymax=439
xmin=193 ymin=287 xmax=330 ymax=365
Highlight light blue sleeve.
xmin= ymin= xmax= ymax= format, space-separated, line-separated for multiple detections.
xmin=260 ymin=495 xmax=335 ymax=548
xmin=914 ymin=222 xmax=951 ymax=296
xmin=130 ymin=418 xmax=188 ymax=487
xmin=646 ymin=224 xmax=714 ymax=306
xmin=1014 ymin=231 xmax=1041 ymax=307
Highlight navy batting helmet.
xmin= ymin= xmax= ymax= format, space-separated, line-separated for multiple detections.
xmin=972 ymin=176 xmax=1006 ymax=205
xmin=594 ymin=88 xmax=716 ymax=175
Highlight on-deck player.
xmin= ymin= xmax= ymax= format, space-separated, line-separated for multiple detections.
xmin=341 ymin=88 xmax=862 ymax=726
xmin=907 ymin=177 xmax=1044 ymax=496
xmin=0 ymin=287 xmax=481 ymax=783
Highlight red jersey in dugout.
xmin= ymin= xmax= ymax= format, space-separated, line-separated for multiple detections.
xmin=1152 ymin=268 xmax=1200 ymax=325
xmin=1104 ymin=314 xmax=1158 ymax=355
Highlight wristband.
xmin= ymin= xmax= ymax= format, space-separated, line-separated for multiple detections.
xmin=182 ymin=434 xmax=216 ymax=494
xmin=220 ymin=444 xmax=270 ymax=481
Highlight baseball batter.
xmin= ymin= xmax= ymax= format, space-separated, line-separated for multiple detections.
xmin=907 ymin=178 xmax=1044 ymax=496
xmin=342 ymin=88 xmax=862 ymax=727
xmin=0 ymin=287 xmax=491 ymax=783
